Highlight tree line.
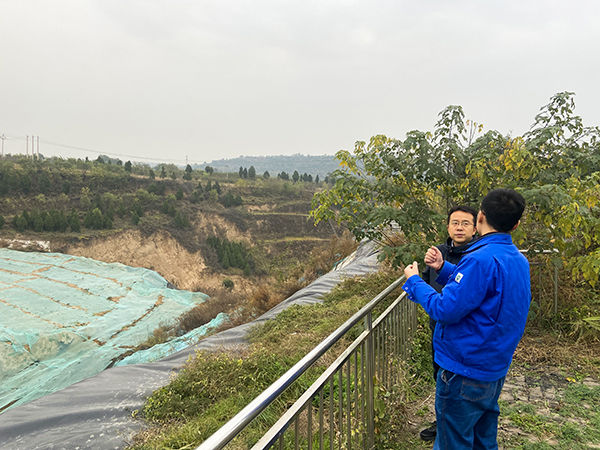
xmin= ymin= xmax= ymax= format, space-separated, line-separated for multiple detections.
xmin=237 ymin=166 xmax=323 ymax=183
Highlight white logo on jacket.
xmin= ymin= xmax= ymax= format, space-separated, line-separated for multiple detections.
xmin=455 ymin=272 xmax=464 ymax=283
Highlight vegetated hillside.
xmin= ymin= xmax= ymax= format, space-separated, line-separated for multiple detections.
xmin=193 ymin=153 xmax=341 ymax=178
xmin=0 ymin=156 xmax=345 ymax=299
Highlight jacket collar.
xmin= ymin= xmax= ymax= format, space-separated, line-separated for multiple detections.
xmin=445 ymin=236 xmax=476 ymax=255
xmin=465 ymin=232 xmax=513 ymax=254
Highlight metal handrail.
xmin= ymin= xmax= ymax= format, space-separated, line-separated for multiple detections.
xmin=196 ymin=275 xmax=408 ymax=450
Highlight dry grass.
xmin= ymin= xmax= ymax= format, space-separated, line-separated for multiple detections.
xmin=514 ymin=331 xmax=600 ymax=377
xmin=129 ymin=232 xmax=360 ymax=361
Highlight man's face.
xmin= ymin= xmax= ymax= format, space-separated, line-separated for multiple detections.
xmin=447 ymin=211 xmax=477 ymax=245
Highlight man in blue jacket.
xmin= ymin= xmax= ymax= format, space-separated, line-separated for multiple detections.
xmin=403 ymin=188 xmax=530 ymax=449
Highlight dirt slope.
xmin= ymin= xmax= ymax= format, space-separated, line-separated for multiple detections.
xmin=64 ymin=229 xmax=211 ymax=291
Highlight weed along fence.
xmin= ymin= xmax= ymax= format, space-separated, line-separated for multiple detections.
xmin=197 ymin=275 xmax=416 ymax=450
xmin=522 ymin=250 xmax=561 ymax=317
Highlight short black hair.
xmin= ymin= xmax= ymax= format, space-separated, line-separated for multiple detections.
xmin=480 ymin=188 xmax=526 ymax=232
xmin=447 ymin=205 xmax=478 ymax=225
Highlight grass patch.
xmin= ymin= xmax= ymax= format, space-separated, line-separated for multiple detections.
xmin=126 ymin=269 xmax=409 ymax=449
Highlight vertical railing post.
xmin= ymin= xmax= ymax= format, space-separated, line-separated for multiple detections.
xmin=364 ymin=311 xmax=374 ymax=449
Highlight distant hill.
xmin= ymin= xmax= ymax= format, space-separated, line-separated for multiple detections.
xmin=193 ymin=154 xmax=341 ymax=178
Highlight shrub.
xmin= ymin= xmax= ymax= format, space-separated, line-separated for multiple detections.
xmin=222 ymin=278 xmax=234 ymax=290
xmin=69 ymin=213 xmax=81 ymax=232
xmin=174 ymin=210 xmax=189 ymax=229
xmin=61 ymin=180 xmax=71 ymax=194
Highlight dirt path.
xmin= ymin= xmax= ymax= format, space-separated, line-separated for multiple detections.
xmin=412 ymin=335 xmax=600 ymax=449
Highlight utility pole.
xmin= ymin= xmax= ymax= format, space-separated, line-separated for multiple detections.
xmin=1 ymin=134 xmax=5 ymax=157
xmin=37 ymin=136 xmax=40 ymax=159
xmin=26 ymin=135 xmax=29 ymax=157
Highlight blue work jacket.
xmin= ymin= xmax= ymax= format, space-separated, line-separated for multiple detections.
xmin=403 ymin=232 xmax=531 ymax=381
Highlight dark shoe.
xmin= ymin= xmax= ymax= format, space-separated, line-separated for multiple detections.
xmin=420 ymin=421 xmax=437 ymax=441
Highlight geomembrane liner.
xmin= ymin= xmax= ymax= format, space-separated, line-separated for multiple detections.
xmin=0 ymin=240 xmax=381 ymax=450
xmin=0 ymin=248 xmax=215 ymax=412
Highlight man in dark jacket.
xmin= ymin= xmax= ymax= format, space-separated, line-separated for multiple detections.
xmin=420 ymin=205 xmax=478 ymax=441
xmin=404 ymin=188 xmax=530 ymax=450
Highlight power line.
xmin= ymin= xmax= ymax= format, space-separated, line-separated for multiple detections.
xmin=0 ymin=132 xmax=205 ymax=166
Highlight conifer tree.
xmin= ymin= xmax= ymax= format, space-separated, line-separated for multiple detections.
xmin=70 ymin=213 xmax=81 ymax=232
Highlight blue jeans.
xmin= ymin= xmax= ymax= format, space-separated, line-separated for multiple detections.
xmin=434 ymin=369 xmax=506 ymax=450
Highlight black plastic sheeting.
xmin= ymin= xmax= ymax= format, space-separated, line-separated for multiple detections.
xmin=0 ymin=242 xmax=380 ymax=450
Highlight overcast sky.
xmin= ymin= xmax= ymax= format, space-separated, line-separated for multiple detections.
xmin=1 ymin=0 xmax=599 ymax=166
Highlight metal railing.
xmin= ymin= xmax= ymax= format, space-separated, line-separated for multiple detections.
xmin=197 ymin=275 xmax=416 ymax=450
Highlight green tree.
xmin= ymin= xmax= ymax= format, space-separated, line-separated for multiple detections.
xmin=132 ymin=210 xmax=140 ymax=225
xmin=174 ymin=210 xmax=190 ymax=229
xmin=117 ymin=201 xmax=127 ymax=218
xmin=292 ymin=170 xmax=299 ymax=183
xmin=310 ymin=102 xmax=479 ymax=267
xmin=131 ymin=201 xmax=144 ymax=218
xmin=20 ymin=174 xmax=31 ymax=194
xmin=70 ymin=213 xmax=81 ymax=232
xmin=103 ymin=215 xmax=113 ymax=229
xmin=263 ymin=171 xmax=270 ymax=179
xmin=84 ymin=208 xmax=104 ymax=229
xmin=161 ymin=166 xmax=167 ymax=178
xmin=0 ymin=214 xmax=4 ymax=229
xmin=176 ymin=188 xmax=184 ymax=200
xmin=248 ymin=166 xmax=256 ymax=179
xmin=191 ymin=190 xmax=202 ymax=204
xmin=222 ymin=252 xmax=230 ymax=269
xmin=183 ymin=164 xmax=193 ymax=180
xmin=38 ymin=173 xmax=51 ymax=193
xmin=149 ymin=169 xmax=156 ymax=180
xmin=44 ymin=214 xmax=56 ymax=232
xmin=310 ymin=92 xmax=600 ymax=288
xmin=205 ymin=165 xmax=214 ymax=175
xmin=239 ymin=166 xmax=244 ymax=178
xmin=34 ymin=216 xmax=44 ymax=232
xmin=61 ymin=180 xmax=71 ymax=194
xmin=124 ymin=161 xmax=132 ymax=173
xmin=14 ymin=215 xmax=27 ymax=232
xmin=80 ymin=187 xmax=92 ymax=210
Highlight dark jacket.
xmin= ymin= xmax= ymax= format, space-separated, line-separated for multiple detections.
xmin=422 ymin=237 xmax=473 ymax=330
xmin=403 ymin=232 xmax=531 ymax=381
xmin=421 ymin=237 xmax=472 ymax=293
